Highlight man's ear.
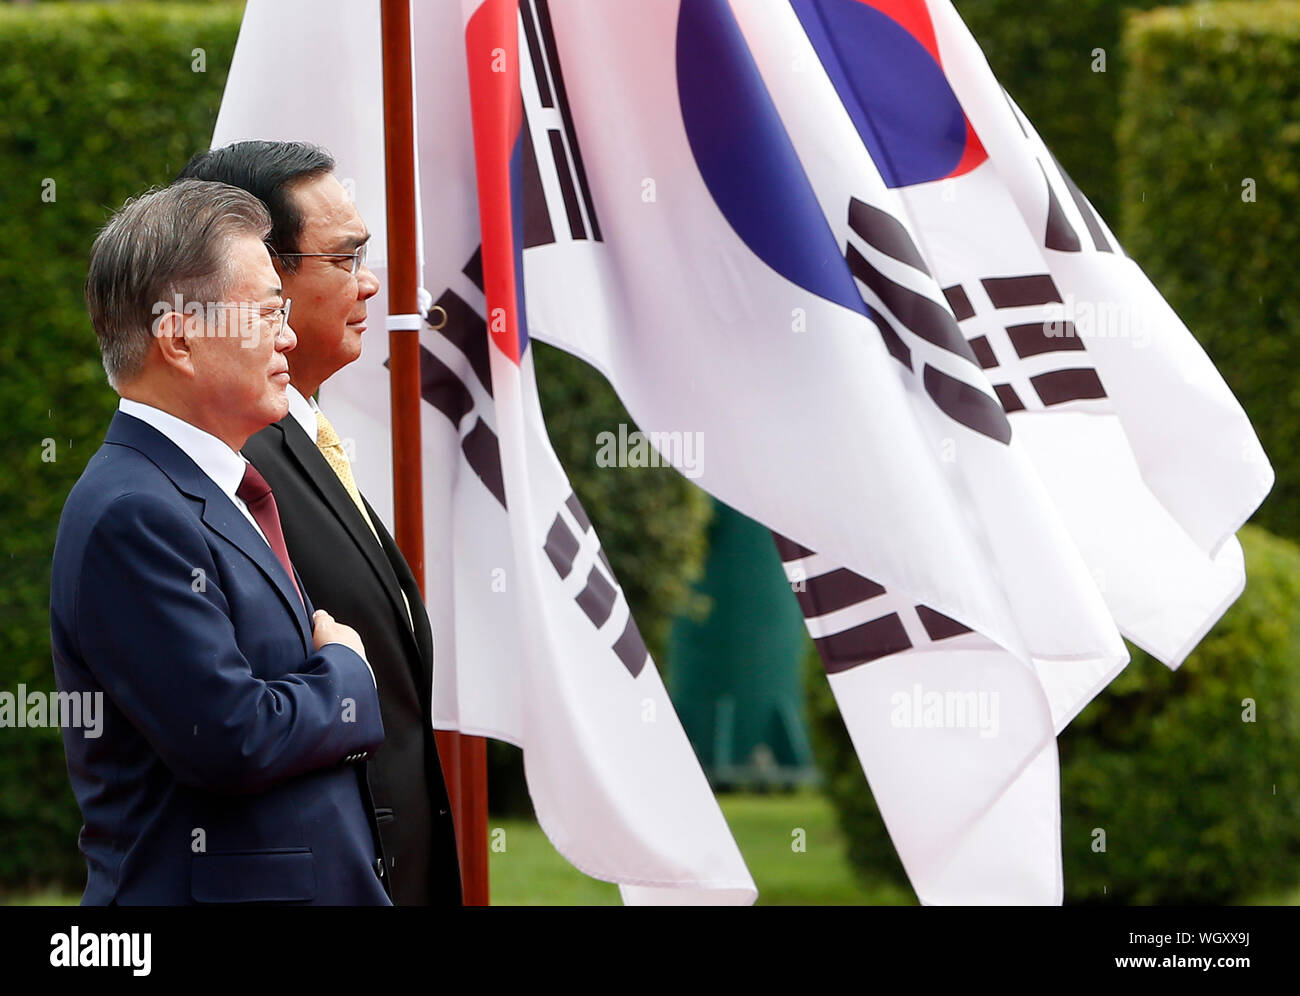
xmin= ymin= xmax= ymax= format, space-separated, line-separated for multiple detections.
xmin=153 ymin=309 xmax=197 ymax=376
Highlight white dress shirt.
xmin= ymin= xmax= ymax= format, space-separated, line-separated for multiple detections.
xmin=285 ymin=383 xmax=320 ymax=445
xmin=118 ymin=398 xmax=268 ymax=544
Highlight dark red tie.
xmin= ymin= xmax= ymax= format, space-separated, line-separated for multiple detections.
xmin=236 ymin=462 xmax=305 ymax=608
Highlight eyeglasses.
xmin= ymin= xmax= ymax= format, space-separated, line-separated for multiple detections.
xmin=273 ymin=242 xmax=368 ymax=275
xmin=204 ymin=298 xmax=293 ymax=338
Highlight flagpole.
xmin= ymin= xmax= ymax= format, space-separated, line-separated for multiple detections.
xmin=379 ymin=0 xmax=489 ymax=906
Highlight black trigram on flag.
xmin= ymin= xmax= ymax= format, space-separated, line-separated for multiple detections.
xmin=543 ymin=493 xmax=649 ymax=678
xmin=943 ymin=274 xmax=1109 ymax=415
xmin=519 ymin=0 xmax=602 ymax=249
xmin=843 ymin=196 xmax=1013 ymax=445
xmin=413 ymin=250 xmax=647 ymax=678
xmin=845 ymin=191 xmax=1110 ymax=424
xmin=388 ymin=249 xmax=506 ymax=509
xmin=1001 ymin=86 xmax=1117 ymax=256
xmin=1039 ymin=154 xmax=1116 ymax=256
xmin=771 ymin=533 xmax=979 ymax=674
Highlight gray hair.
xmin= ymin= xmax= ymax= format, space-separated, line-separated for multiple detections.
xmin=85 ymin=179 xmax=272 ymax=390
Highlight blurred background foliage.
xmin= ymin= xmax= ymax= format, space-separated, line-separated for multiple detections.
xmin=1118 ymin=0 xmax=1300 ymax=541
xmin=2 ymin=0 xmax=1297 ymax=904
xmin=0 ymin=0 xmax=245 ymax=892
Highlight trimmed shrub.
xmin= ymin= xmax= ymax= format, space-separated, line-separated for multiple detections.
xmin=1118 ymin=0 xmax=1300 ymax=542
xmin=0 ymin=3 xmax=710 ymax=886
xmin=0 ymin=0 xmax=245 ymax=894
xmin=806 ymin=525 xmax=1300 ymax=903
xmin=1062 ymin=524 xmax=1300 ymax=903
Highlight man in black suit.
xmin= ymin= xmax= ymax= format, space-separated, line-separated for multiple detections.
xmin=178 ymin=143 xmax=462 ymax=906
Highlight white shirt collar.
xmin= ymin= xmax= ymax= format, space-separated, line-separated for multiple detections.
xmin=285 ymin=384 xmax=320 ymax=444
xmin=118 ymin=398 xmax=249 ymax=500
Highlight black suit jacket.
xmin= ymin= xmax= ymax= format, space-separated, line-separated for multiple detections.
xmin=242 ymin=413 xmax=462 ymax=906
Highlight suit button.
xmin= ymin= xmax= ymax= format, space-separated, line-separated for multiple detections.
xmin=375 ymin=858 xmax=384 ymax=878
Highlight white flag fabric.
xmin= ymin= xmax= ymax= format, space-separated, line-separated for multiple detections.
xmin=213 ymin=0 xmax=1272 ymax=905
xmin=510 ymin=0 xmax=1129 ymax=905
xmin=214 ymin=0 xmax=756 ymax=905
xmin=487 ymin=0 xmax=1271 ymax=903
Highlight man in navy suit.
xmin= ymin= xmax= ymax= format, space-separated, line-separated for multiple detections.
xmin=50 ymin=180 xmax=392 ymax=905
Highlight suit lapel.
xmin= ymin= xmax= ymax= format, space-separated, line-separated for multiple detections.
xmin=363 ymin=492 xmax=435 ymax=670
xmin=272 ymin=417 xmax=421 ymax=656
xmin=198 ymin=498 xmax=315 ymax=650
xmin=106 ymin=412 xmax=315 ymax=651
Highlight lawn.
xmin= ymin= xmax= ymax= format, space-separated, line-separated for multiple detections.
xmin=487 ymin=788 xmax=913 ymax=906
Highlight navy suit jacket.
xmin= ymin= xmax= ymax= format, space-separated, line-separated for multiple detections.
xmin=50 ymin=411 xmax=392 ymax=905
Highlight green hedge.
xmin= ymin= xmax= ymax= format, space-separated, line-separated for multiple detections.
xmin=0 ymin=2 xmax=710 ymax=890
xmin=1118 ymin=1 xmax=1300 ymax=542
xmin=957 ymin=0 xmax=1266 ymax=226
xmin=0 ymin=0 xmax=245 ymax=894
xmin=1061 ymin=524 xmax=1300 ymax=903
xmin=807 ymin=525 xmax=1300 ymax=903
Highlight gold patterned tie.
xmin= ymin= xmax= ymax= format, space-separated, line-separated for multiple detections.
xmin=316 ymin=409 xmax=381 ymax=541
xmin=316 ymin=408 xmax=414 ymax=630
